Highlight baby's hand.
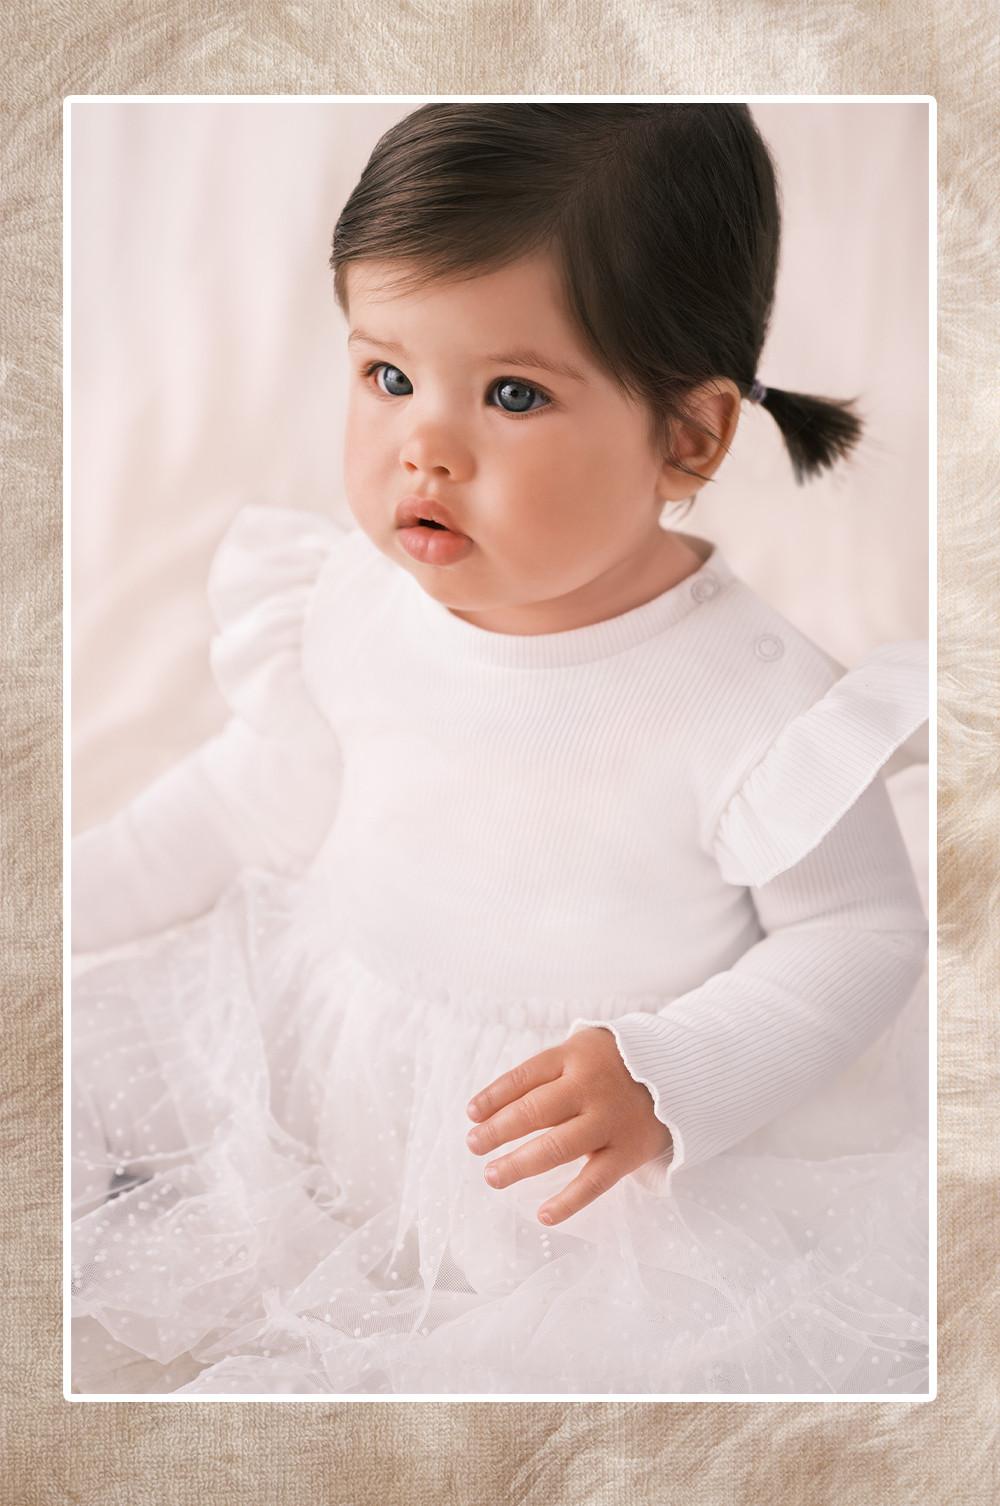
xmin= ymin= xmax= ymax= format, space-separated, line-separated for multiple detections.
xmin=464 ymin=1027 xmax=672 ymax=1226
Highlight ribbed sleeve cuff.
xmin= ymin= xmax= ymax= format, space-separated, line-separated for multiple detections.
xmin=567 ymin=926 xmax=928 ymax=1199
xmin=566 ymin=1015 xmax=688 ymax=1197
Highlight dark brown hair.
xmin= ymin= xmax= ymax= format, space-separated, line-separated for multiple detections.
xmin=330 ymin=103 xmax=864 ymax=497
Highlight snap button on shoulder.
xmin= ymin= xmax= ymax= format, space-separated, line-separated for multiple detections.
xmin=690 ymin=574 xmax=719 ymax=603
xmin=755 ymin=634 xmax=785 ymax=661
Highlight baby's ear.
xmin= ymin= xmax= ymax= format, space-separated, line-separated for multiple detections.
xmin=657 ymin=380 xmax=742 ymax=502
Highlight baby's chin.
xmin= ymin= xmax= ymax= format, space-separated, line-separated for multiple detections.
xmin=396 ymin=560 xmax=530 ymax=623
xmin=426 ymin=576 xmax=605 ymax=637
xmin=377 ymin=526 xmax=588 ymax=622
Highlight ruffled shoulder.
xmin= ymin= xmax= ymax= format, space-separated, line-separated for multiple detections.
xmin=712 ymin=639 xmax=929 ymax=887
xmin=205 ymin=503 xmax=351 ymax=740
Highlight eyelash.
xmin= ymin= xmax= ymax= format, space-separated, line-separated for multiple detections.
xmin=358 ymin=361 xmax=553 ymax=420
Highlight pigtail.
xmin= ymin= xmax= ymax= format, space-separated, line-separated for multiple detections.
xmin=753 ymin=385 xmax=865 ymax=486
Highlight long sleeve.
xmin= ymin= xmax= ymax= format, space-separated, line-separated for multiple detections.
xmin=72 ymin=505 xmax=348 ymax=955
xmin=567 ymin=640 xmax=929 ymax=1197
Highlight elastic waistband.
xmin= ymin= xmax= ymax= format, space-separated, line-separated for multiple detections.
xmin=329 ymin=948 xmax=674 ymax=1032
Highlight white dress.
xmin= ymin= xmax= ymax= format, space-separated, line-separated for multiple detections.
xmin=70 ymin=504 xmax=930 ymax=1396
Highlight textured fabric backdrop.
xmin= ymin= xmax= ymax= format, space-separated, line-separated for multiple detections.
xmin=2 ymin=0 xmax=996 ymax=1500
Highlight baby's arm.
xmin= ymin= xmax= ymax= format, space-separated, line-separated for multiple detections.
xmin=466 ymin=772 xmax=926 ymax=1221
xmin=72 ymin=503 xmax=348 ymax=956
xmin=568 ymin=770 xmax=927 ymax=1194
xmin=468 ymin=637 xmax=928 ymax=1218
xmin=72 ymin=716 xmax=342 ymax=954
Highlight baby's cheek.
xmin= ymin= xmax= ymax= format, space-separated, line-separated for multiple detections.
xmin=342 ymin=431 xmax=371 ymax=499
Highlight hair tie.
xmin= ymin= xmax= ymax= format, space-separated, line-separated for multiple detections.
xmin=748 ymin=378 xmax=768 ymax=404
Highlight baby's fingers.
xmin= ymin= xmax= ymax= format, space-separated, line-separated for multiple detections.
xmin=465 ymin=1074 xmax=579 ymax=1158
xmin=466 ymin=1045 xmax=565 ymax=1122
xmin=537 ymin=1148 xmax=624 ymax=1226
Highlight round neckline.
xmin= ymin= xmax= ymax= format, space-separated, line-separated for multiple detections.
xmin=397 ymin=532 xmax=735 ymax=668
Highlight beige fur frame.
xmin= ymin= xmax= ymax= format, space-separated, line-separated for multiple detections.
xmin=3 ymin=14 xmax=995 ymax=1504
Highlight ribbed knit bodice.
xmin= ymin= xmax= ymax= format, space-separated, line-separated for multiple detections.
xmin=297 ymin=524 xmax=919 ymax=1008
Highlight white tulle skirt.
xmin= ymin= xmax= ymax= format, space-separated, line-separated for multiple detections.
xmin=71 ymin=868 xmax=929 ymax=1396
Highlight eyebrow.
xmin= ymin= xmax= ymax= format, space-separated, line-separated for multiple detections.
xmin=347 ymin=328 xmax=587 ymax=383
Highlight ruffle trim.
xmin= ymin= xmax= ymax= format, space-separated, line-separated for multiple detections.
xmin=712 ymin=639 xmax=929 ymax=888
xmin=206 ymin=504 xmax=349 ymax=741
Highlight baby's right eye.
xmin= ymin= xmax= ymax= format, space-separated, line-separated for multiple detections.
xmin=363 ymin=361 xmax=413 ymax=397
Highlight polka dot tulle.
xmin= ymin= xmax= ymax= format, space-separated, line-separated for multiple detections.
xmin=71 ymin=869 xmax=929 ymax=1396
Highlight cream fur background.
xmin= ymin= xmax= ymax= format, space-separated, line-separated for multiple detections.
xmin=2 ymin=4 xmax=996 ymax=1504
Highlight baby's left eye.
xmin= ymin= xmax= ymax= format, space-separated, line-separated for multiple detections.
xmin=491 ymin=379 xmax=550 ymax=417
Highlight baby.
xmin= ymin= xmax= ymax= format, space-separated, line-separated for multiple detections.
xmin=344 ymin=247 xmax=724 ymax=1224
xmin=71 ymin=103 xmax=929 ymax=1397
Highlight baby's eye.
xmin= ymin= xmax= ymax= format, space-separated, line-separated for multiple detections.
xmin=368 ymin=363 xmax=413 ymax=398
xmin=490 ymin=378 xmax=550 ymax=417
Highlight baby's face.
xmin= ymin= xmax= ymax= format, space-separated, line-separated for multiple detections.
xmin=342 ymin=251 xmax=697 ymax=634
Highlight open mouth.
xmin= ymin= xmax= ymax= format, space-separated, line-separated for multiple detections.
xmin=397 ymin=515 xmax=474 ymax=562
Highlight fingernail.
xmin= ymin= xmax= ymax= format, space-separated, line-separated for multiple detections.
xmin=539 ymin=1210 xmax=554 ymax=1225
xmin=484 ymin=1165 xmax=499 ymax=1185
xmin=466 ymin=1101 xmax=481 ymax=1119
